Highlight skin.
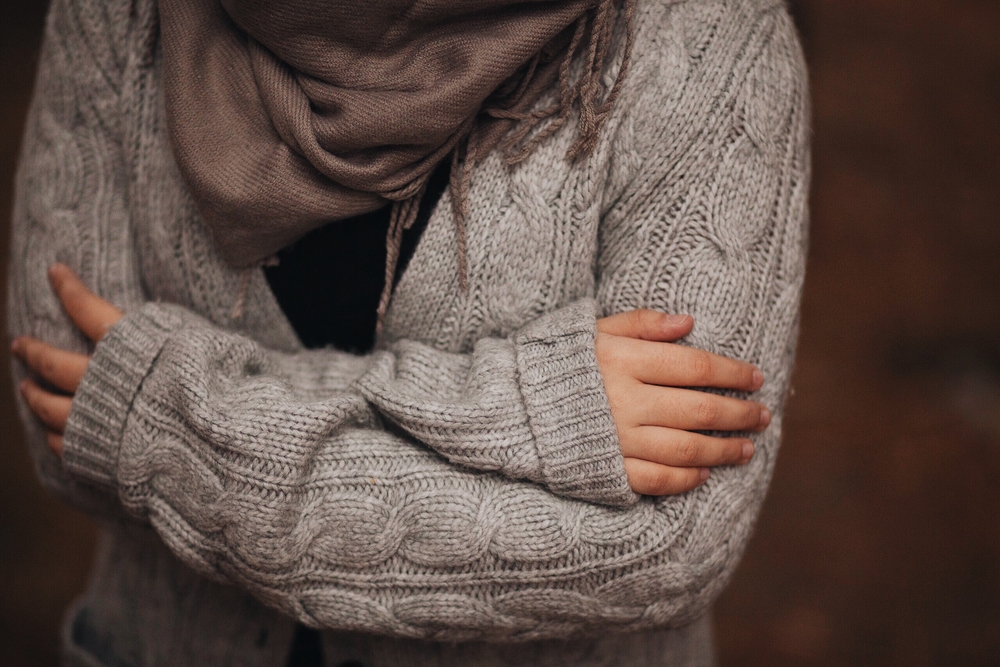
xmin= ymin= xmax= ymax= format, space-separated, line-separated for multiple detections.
xmin=12 ymin=264 xmax=769 ymax=496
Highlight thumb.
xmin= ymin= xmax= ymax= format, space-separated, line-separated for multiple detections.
xmin=596 ymin=309 xmax=693 ymax=341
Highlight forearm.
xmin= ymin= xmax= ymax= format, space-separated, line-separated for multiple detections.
xmin=358 ymin=298 xmax=634 ymax=505
xmin=590 ymin=1 xmax=811 ymax=620
xmin=59 ymin=302 xmax=658 ymax=639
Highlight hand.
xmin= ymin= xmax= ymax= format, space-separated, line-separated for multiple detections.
xmin=11 ymin=264 xmax=122 ymax=457
xmin=596 ymin=310 xmax=769 ymax=496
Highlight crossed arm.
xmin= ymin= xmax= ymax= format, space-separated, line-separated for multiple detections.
xmin=13 ymin=265 xmax=769 ymax=497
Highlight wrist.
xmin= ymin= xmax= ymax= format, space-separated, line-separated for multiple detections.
xmin=514 ymin=299 xmax=638 ymax=507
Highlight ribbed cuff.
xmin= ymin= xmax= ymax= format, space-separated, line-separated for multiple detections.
xmin=514 ymin=300 xmax=638 ymax=507
xmin=62 ymin=303 xmax=187 ymax=490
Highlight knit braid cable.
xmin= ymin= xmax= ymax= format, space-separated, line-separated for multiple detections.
xmin=378 ymin=0 xmax=635 ymax=332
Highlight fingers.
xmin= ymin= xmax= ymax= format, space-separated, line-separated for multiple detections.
xmin=606 ymin=336 xmax=763 ymax=391
xmin=635 ymin=384 xmax=770 ymax=431
xmin=598 ymin=311 xmax=767 ymax=499
xmin=621 ymin=427 xmax=757 ymax=496
xmin=11 ymin=337 xmax=90 ymax=393
xmin=48 ymin=264 xmax=122 ymax=342
xmin=621 ymin=426 xmax=754 ymax=467
xmin=623 ymin=458 xmax=710 ymax=496
xmin=597 ymin=309 xmax=693 ymax=341
xmin=19 ymin=378 xmax=72 ymax=434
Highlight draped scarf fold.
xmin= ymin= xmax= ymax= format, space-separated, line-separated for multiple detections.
xmin=160 ymin=0 xmax=634 ymax=325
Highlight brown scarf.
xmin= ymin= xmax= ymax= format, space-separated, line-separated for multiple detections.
xmin=161 ymin=0 xmax=634 ymax=323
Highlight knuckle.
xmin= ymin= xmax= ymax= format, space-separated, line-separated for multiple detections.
xmin=689 ymin=352 xmax=714 ymax=385
xmin=645 ymin=467 xmax=675 ymax=495
xmin=605 ymin=341 xmax=629 ymax=371
xmin=626 ymin=309 xmax=645 ymax=333
xmin=653 ymin=479 xmax=675 ymax=496
xmin=610 ymin=392 xmax=636 ymax=427
xmin=617 ymin=428 xmax=639 ymax=457
xmin=695 ymin=397 xmax=718 ymax=425
xmin=676 ymin=437 xmax=700 ymax=465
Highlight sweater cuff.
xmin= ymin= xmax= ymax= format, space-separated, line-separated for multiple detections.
xmin=514 ymin=300 xmax=639 ymax=507
xmin=62 ymin=303 xmax=187 ymax=490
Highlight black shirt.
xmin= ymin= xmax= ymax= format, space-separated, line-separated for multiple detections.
xmin=265 ymin=158 xmax=452 ymax=353
xmin=266 ymin=159 xmax=450 ymax=667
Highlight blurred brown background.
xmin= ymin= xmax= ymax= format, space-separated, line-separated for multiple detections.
xmin=2 ymin=1 xmax=999 ymax=666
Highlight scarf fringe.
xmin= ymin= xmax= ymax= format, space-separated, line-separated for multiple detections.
xmin=495 ymin=0 xmax=635 ymax=164
xmin=376 ymin=0 xmax=635 ymax=335
xmin=375 ymin=189 xmax=425 ymax=335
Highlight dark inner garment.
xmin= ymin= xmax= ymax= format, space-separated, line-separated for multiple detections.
xmin=265 ymin=157 xmax=452 ymax=353
xmin=265 ymin=158 xmax=450 ymax=667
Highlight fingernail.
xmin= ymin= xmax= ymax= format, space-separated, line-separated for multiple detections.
xmin=759 ymin=407 xmax=771 ymax=428
xmin=742 ymin=442 xmax=754 ymax=460
xmin=699 ymin=468 xmax=710 ymax=481
xmin=752 ymin=368 xmax=764 ymax=389
xmin=10 ymin=338 xmax=21 ymax=354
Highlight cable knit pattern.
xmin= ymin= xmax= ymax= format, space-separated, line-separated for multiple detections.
xmin=8 ymin=0 xmax=809 ymax=664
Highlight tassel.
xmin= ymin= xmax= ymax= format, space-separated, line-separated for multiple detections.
xmin=375 ymin=191 xmax=424 ymax=335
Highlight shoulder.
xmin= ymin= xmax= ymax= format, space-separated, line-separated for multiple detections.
xmin=625 ymin=0 xmax=808 ymax=124
xmin=631 ymin=0 xmax=801 ymax=57
xmin=598 ymin=0 xmax=808 ymax=194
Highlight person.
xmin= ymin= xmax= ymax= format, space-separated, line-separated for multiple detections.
xmin=7 ymin=0 xmax=810 ymax=665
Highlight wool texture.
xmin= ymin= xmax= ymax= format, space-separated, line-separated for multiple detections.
xmin=161 ymin=0 xmax=637 ymax=330
xmin=8 ymin=0 xmax=810 ymax=665
xmin=161 ymin=0 xmax=630 ymax=262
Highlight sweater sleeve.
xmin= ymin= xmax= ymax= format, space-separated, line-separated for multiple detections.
xmin=594 ymin=0 xmax=811 ymax=628
xmin=63 ymin=296 xmax=636 ymax=507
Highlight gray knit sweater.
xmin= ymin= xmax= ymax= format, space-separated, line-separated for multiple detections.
xmin=8 ymin=0 xmax=810 ymax=665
